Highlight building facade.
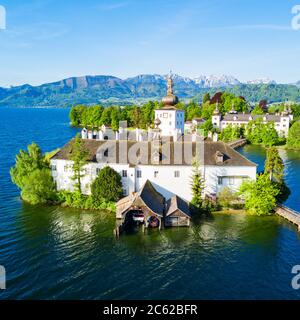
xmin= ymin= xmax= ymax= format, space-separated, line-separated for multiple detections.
xmin=212 ymin=105 xmax=293 ymax=138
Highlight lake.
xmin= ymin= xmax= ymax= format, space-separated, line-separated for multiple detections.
xmin=1 ymin=107 xmax=300 ymax=300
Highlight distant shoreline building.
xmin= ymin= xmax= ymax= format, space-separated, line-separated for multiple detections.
xmin=212 ymin=104 xmax=293 ymax=138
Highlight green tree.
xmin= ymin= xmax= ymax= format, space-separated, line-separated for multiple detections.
xmin=251 ymin=105 xmax=264 ymax=115
xmin=100 ymin=107 xmax=112 ymax=126
xmin=10 ymin=143 xmax=56 ymax=205
xmin=239 ymin=174 xmax=280 ymax=215
xmin=287 ymin=121 xmax=300 ymax=149
xmin=264 ymin=147 xmax=284 ymax=182
xmin=245 ymin=118 xmax=280 ymax=146
xmin=199 ymin=119 xmax=213 ymax=137
xmin=21 ymin=169 xmax=56 ymax=205
xmin=186 ymin=101 xmax=202 ymax=121
xmin=10 ymin=143 xmax=47 ymax=189
xmin=203 ymin=93 xmax=211 ymax=104
xmin=110 ymin=106 xmax=120 ymax=131
xmin=217 ymin=187 xmax=239 ymax=209
xmin=190 ymin=160 xmax=205 ymax=210
xmin=140 ymin=101 xmax=156 ymax=128
xmin=219 ymin=124 xmax=243 ymax=142
xmin=70 ymin=134 xmax=89 ymax=193
xmin=91 ymin=166 xmax=123 ymax=203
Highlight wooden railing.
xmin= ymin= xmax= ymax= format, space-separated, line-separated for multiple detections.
xmin=275 ymin=204 xmax=300 ymax=231
xmin=227 ymin=139 xmax=247 ymax=149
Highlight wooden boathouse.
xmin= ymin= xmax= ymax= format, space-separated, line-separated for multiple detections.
xmin=115 ymin=180 xmax=191 ymax=235
xmin=165 ymin=195 xmax=191 ymax=227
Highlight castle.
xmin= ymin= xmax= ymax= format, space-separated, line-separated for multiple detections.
xmin=50 ymin=75 xmax=257 ymax=227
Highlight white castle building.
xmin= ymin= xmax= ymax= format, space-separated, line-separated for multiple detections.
xmin=212 ymin=104 xmax=293 ymax=138
xmin=50 ymin=76 xmax=257 ymax=206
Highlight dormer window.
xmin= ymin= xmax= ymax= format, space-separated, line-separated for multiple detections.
xmin=152 ymin=150 xmax=161 ymax=164
xmin=233 ymin=116 xmax=237 ymax=121
xmin=215 ymin=151 xmax=224 ymax=164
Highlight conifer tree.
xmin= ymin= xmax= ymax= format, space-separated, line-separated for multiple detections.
xmin=70 ymin=134 xmax=89 ymax=193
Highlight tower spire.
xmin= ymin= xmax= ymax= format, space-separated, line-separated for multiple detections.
xmin=167 ymin=72 xmax=174 ymax=95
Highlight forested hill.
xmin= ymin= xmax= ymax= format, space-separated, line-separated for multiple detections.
xmin=1 ymin=74 xmax=300 ymax=107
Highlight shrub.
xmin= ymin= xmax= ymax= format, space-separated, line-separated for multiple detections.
xmin=217 ymin=187 xmax=240 ymax=209
xmin=91 ymin=166 xmax=123 ymax=203
xmin=239 ymin=174 xmax=280 ymax=215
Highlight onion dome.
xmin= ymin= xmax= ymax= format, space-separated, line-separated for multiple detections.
xmin=154 ymin=117 xmax=161 ymax=127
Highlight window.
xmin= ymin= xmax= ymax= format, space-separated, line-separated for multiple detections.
xmin=122 ymin=188 xmax=128 ymax=196
xmin=122 ymin=170 xmax=127 ymax=178
xmin=64 ymin=165 xmax=68 ymax=172
xmin=174 ymin=171 xmax=180 ymax=178
xmin=154 ymin=171 xmax=159 ymax=178
xmin=163 ymin=113 xmax=168 ymax=118
xmin=51 ymin=165 xmax=57 ymax=171
xmin=169 ymin=122 xmax=172 ymax=126
xmin=218 ymin=177 xmax=223 ymax=185
xmin=137 ymin=170 xmax=142 ymax=178
xmin=229 ymin=177 xmax=235 ymax=185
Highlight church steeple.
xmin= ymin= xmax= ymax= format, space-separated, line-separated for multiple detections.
xmin=162 ymin=72 xmax=179 ymax=107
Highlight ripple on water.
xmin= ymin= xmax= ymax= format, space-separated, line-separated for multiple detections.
xmin=1 ymin=108 xmax=300 ymax=299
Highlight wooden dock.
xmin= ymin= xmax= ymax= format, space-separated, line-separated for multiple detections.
xmin=227 ymin=138 xmax=247 ymax=149
xmin=275 ymin=204 xmax=300 ymax=231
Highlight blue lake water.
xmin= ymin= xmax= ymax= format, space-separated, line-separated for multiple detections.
xmin=0 ymin=107 xmax=300 ymax=300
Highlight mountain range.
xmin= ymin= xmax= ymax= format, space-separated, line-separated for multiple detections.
xmin=1 ymin=74 xmax=300 ymax=107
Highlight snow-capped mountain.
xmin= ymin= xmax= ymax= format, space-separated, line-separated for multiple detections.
xmin=246 ymin=78 xmax=277 ymax=85
xmin=194 ymin=74 xmax=240 ymax=88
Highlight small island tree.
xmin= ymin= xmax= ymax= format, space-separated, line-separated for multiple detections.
xmin=10 ymin=143 xmax=56 ymax=205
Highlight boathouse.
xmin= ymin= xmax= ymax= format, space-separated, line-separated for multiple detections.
xmin=116 ymin=180 xmax=165 ymax=229
xmin=116 ymin=180 xmax=191 ymax=229
xmin=165 ymin=195 xmax=191 ymax=227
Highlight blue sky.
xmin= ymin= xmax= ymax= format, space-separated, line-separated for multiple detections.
xmin=0 ymin=0 xmax=300 ymax=87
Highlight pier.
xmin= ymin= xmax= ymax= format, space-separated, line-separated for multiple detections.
xmin=227 ymin=138 xmax=247 ymax=149
xmin=275 ymin=204 xmax=300 ymax=231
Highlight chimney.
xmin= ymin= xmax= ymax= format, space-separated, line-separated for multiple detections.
xmin=115 ymin=131 xmax=120 ymax=141
xmin=213 ymin=132 xmax=218 ymax=142
xmin=98 ymin=130 xmax=104 ymax=141
xmin=192 ymin=132 xmax=197 ymax=142
xmin=81 ymin=128 xmax=88 ymax=139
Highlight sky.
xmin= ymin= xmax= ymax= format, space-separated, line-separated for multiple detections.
xmin=0 ymin=0 xmax=300 ymax=87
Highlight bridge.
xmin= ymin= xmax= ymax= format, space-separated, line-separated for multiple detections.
xmin=227 ymin=138 xmax=247 ymax=149
xmin=275 ymin=204 xmax=300 ymax=231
